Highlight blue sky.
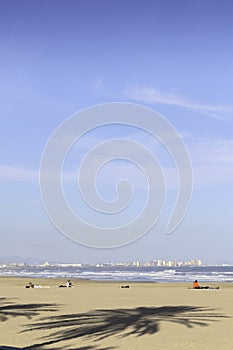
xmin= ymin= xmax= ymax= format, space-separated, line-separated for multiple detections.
xmin=0 ymin=0 xmax=233 ymax=264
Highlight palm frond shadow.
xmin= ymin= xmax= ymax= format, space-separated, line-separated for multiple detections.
xmin=0 ymin=346 xmax=114 ymax=350
xmin=0 ymin=298 xmax=58 ymax=322
xmin=0 ymin=299 xmax=112 ymax=350
xmin=25 ymin=305 xmax=227 ymax=348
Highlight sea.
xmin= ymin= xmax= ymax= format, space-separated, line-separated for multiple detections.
xmin=0 ymin=265 xmax=233 ymax=283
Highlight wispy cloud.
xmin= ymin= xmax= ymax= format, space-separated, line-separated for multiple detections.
xmin=126 ymin=86 xmax=233 ymax=121
xmin=0 ymin=165 xmax=38 ymax=182
xmin=90 ymin=77 xmax=109 ymax=96
xmin=91 ymin=77 xmax=105 ymax=92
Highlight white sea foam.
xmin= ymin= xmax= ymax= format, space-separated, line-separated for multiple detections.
xmin=0 ymin=266 xmax=232 ymax=283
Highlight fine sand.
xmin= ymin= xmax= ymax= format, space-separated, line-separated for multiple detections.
xmin=0 ymin=277 xmax=232 ymax=350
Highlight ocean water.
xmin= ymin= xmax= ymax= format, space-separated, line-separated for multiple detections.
xmin=0 ymin=265 xmax=233 ymax=283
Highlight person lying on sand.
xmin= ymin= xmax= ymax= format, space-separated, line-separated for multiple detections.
xmin=25 ymin=281 xmax=50 ymax=288
xmin=25 ymin=282 xmax=42 ymax=288
xmin=25 ymin=282 xmax=33 ymax=288
xmin=193 ymin=280 xmax=219 ymax=289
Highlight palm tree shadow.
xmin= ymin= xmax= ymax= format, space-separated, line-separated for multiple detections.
xmin=0 ymin=298 xmax=113 ymax=350
xmin=0 ymin=346 xmax=114 ymax=350
xmin=25 ymin=305 xmax=227 ymax=348
xmin=0 ymin=297 xmax=58 ymax=322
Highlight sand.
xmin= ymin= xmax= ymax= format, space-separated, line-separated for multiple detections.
xmin=0 ymin=277 xmax=232 ymax=349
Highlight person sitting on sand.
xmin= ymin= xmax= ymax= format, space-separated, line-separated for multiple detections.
xmin=193 ymin=280 xmax=219 ymax=289
xmin=58 ymin=280 xmax=73 ymax=288
xmin=66 ymin=279 xmax=73 ymax=287
xmin=193 ymin=280 xmax=200 ymax=289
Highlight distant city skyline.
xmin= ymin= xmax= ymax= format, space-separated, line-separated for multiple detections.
xmin=0 ymin=255 xmax=203 ymax=267
xmin=1 ymin=0 xmax=233 ymax=265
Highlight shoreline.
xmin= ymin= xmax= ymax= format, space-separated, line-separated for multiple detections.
xmin=1 ymin=275 xmax=232 ymax=287
xmin=1 ymin=265 xmax=233 ymax=285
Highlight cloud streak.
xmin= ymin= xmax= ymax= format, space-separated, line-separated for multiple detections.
xmin=126 ymin=86 xmax=233 ymax=121
xmin=0 ymin=165 xmax=38 ymax=182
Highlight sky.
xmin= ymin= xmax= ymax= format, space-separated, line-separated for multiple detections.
xmin=0 ymin=0 xmax=233 ymax=264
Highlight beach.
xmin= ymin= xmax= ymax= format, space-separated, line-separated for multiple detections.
xmin=0 ymin=277 xmax=232 ymax=350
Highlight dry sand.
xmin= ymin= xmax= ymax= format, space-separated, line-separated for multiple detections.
xmin=0 ymin=277 xmax=232 ymax=349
